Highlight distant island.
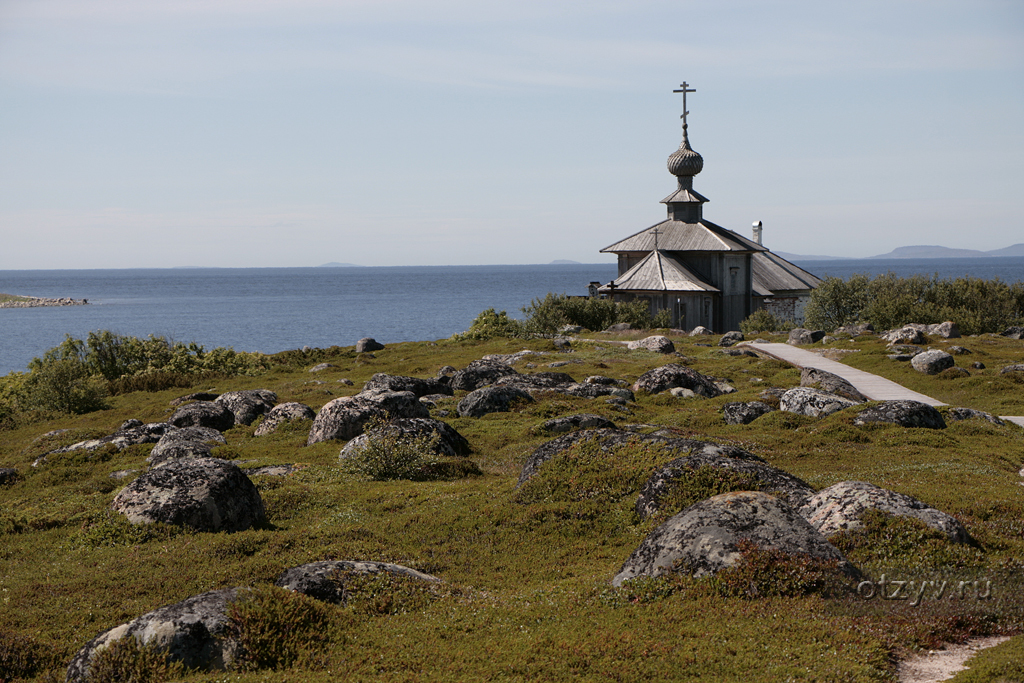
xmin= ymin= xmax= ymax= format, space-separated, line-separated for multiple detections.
xmin=780 ymin=243 xmax=1024 ymax=261
xmin=317 ymin=262 xmax=365 ymax=268
xmin=549 ymin=259 xmax=581 ymax=265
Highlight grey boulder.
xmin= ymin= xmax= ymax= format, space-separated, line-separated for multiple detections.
xmin=457 ymin=385 xmax=534 ymax=418
xmin=450 ymin=359 xmax=520 ymax=391
xmin=111 ymin=458 xmax=266 ymax=532
xmin=853 ymin=400 xmax=946 ymax=429
xmin=910 ymin=350 xmax=955 ymax=375
xmin=627 ymin=335 xmax=675 ymax=353
xmin=538 ymin=414 xmax=616 ymax=434
xmin=362 ymin=373 xmax=453 ymax=398
xmin=883 ymin=326 xmax=927 ymax=345
xmin=215 ymin=390 xmax=277 ymax=426
xmin=632 ymin=363 xmax=721 ymax=397
xmin=788 ymin=328 xmax=826 ymax=346
xmin=306 ymin=390 xmax=429 ymax=445
xmin=356 ymin=338 xmax=385 ymax=352
xmin=800 ymin=367 xmax=867 ymax=403
xmin=946 ymin=407 xmax=1004 ymax=426
xmin=169 ymin=401 xmax=235 ymax=432
xmin=612 ymin=491 xmax=855 ymax=586
xmin=339 ymin=417 xmax=470 ymax=459
xmin=1001 ymin=326 xmax=1024 ymax=340
xmin=999 ymin=364 xmax=1024 ymax=375
xmin=718 ymin=331 xmax=744 ymax=347
xmin=276 ymin=561 xmax=440 ymax=604
xmin=927 ymin=321 xmax=961 ymax=339
xmin=66 ymin=588 xmax=244 ymax=682
xmin=722 ymin=401 xmax=774 ymax=425
xmin=780 ymin=387 xmax=858 ymax=418
xmin=253 ymin=402 xmax=316 ymax=437
xmin=147 ymin=426 xmax=227 ymax=467
xmin=798 ymin=481 xmax=970 ymax=543
xmin=48 ymin=422 xmax=171 ymax=455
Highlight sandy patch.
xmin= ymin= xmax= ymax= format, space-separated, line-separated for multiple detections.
xmin=898 ymin=636 xmax=1010 ymax=683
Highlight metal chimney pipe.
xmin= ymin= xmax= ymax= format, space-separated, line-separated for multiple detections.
xmin=752 ymin=220 xmax=763 ymax=245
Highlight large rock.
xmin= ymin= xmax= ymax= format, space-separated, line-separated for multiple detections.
xmin=635 ymin=453 xmax=815 ymax=519
xmin=495 ymin=372 xmax=576 ymax=391
xmin=910 ymin=349 xmax=955 ymax=375
xmin=355 ymin=338 xmax=385 ymax=352
xmin=688 ymin=326 xmax=712 ymax=336
xmin=48 ymin=422 xmax=171 ymax=455
xmin=66 ymin=588 xmax=243 ymax=682
xmin=722 ymin=401 xmax=774 ymax=425
xmin=306 ymin=390 xmax=429 ymax=445
xmin=834 ymin=323 xmax=874 ymax=337
xmin=538 ymin=414 xmax=616 ymax=434
xmin=449 ymin=359 xmax=520 ymax=392
xmin=800 ymin=367 xmax=867 ymax=403
xmin=882 ymin=326 xmax=927 ymax=345
xmin=853 ymin=400 xmax=946 ymax=429
xmin=780 ymin=387 xmax=858 ymax=418
xmin=632 ymin=364 xmax=722 ymax=398
xmin=926 ymin=321 xmax=961 ymax=339
xmin=339 ymin=417 xmax=470 ymax=459
xmin=276 ymin=561 xmax=440 ymax=604
xmin=253 ymin=402 xmax=316 ymax=437
xmin=612 ymin=491 xmax=855 ymax=586
xmin=718 ymin=331 xmax=744 ymax=347
xmin=111 ymin=458 xmax=266 ymax=532
xmin=457 ymin=385 xmax=533 ymax=418
xmin=362 ymin=373 xmax=453 ymax=398
xmin=946 ymin=407 xmax=1005 ymax=426
xmin=627 ymin=335 xmax=675 ymax=353
xmin=147 ymin=426 xmax=227 ymax=467
xmin=517 ymin=428 xmax=761 ymax=487
xmin=999 ymin=364 xmax=1024 ymax=375
xmin=798 ymin=481 xmax=970 ymax=543
xmin=788 ymin=328 xmax=826 ymax=346
xmin=1001 ymin=326 xmax=1024 ymax=340
xmin=169 ymin=401 xmax=235 ymax=432
xmin=558 ymin=383 xmax=635 ymax=401
xmin=214 ymin=390 xmax=277 ymax=426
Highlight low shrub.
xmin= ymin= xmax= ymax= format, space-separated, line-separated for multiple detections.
xmin=740 ymin=309 xmax=796 ymax=334
xmin=647 ymin=464 xmax=760 ymax=523
xmin=708 ymin=540 xmax=854 ymax=599
xmin=223 ymin=586 xmax=335 ymax=672
xmin=84 ymin=636 xmax=184 ymax=683
xmin=342 ymin=417 xmax=477 ymax=481
xmin=452 ymin=308 xmax=526 ymax=341
xmin=0 ymin=628 xmax=55 ymax=681
xmin=24 ymin=358 xmax=109 ymax=414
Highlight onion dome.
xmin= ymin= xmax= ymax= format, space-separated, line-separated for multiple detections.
xmin=667 ymin=125 xmax=703 ymax=177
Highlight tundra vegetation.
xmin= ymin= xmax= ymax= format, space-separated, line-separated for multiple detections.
xmin=0 ymin=315 xmax=1022 ymax=681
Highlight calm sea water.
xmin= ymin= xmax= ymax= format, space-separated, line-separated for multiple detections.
xmin=1 ymin=257 xmax=1021 ymax=376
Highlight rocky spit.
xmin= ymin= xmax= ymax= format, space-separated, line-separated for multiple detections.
xmin=0 ymin=295 xmax=89 ymax=308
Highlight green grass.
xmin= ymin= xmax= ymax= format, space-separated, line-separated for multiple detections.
xmin=1 ymin=332 xmax=1022 ymax=681
xmin=0 ymin=293 xmax=33 ymax=304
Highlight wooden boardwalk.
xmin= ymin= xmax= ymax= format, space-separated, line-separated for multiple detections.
xmin=744 ymin=342 xmax=1024 ymax=425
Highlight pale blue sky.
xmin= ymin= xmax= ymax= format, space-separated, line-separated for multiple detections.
xmin=1 ymin=0 xmax=1022 ymax=269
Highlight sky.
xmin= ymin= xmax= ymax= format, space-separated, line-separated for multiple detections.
xmin=1 ymin=0 xmax=1022 ymax=269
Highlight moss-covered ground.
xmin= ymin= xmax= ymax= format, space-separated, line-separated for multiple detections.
xmin=1 ymin=332 xmax=1022 ymax=681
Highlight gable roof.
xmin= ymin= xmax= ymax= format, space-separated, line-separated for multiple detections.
xmin=598 ymin=250 xmax=718 ymax=294
xmin=751 ymin=251 xmax=823 ymax=296
xmin=601 ymin=219 xmax=768 ymax=254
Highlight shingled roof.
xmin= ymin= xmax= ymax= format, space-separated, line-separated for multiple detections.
xmin=600 ymin=219 xmax=768 ymax=254
xmin=598 ymin=250 xmax=718 ymax=294
xmin=751 ymin=251 xmax=823 ymax=296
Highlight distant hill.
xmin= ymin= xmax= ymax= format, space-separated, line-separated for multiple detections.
xmin=779 ymin=243 xmax=1024 ymax=261
xmin=774 ymin=251 xmax=852 ymax=262
xmin=549 ymin=259 xmax=581 ymax=265
xmin=318 ymin=262 xmax=364 ymax=268
xmin=986 ymin=243 xmax=1024 ymax=257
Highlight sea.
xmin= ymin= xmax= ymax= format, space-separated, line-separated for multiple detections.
xmin=1 ymin=257 xmax=1022 ymax=376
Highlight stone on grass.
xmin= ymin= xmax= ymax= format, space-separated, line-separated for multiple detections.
xmin=215 ymin=389 xmax=277 ymax=426
xmin=584 ymin=376 xmax=626 ymax=387
xmin=356 ymin=338 xmax=385 ymax=352
xmin=947 ymin=346 xmax=972 ymax=355
xmin=449 ymin=359 xmax=519 ymax=392
xmin=169 ymin=401 xmax=235 ymax=432
xmin=307 ymin=390 xmax=429 ymax=445
xmin=670 ymin=387 xmax=697 ymax=398
xmin=612 ymin=491 xmax=855 ymax=586
xmin=883 ymin=326 xmax=927 ymax=345
xmin=780 ymin=387 xmax=858 ymax=418
xmin=1001 ymin=326 xmax=1024 ymax=340
xmin=798 ymin=481 xmax=970 ymax=543
xmin=947 ymin=408 xmax=1005 ymax=426
xmin=538 ymin=414 xmax=616 ymax=434
xmin=722 ymin=401 xmax=774 ymax=425
xmin=457 ymin=385 xmax=533 ymax=418
xmin=999 ymin=364 xmax=1024 ymax=375
xmin=253 ymin=402 xmax=316 ymax=437
xmin=495 ymin=372 xmax=576 ymax=391
xmin=927 ymin=321 xmax=960 ymax=338
xmin=720 ymin=348 xmax=758 ymax=357
xmin=688 ymin=326 xmax=712 ymax=336
xmin=309 ymin=363 xmax=336 ymax=372
xmin=718 ymin=331 xmax=744 ymax=347
xmin=48 ymin=422 xmax=171 ymax=455
xmin=632 ymin=364 xmax=721 ymax=398
xmin=834 ymin=323 xmax=874 ymax=337
xmin=0 ymin=468 xmax=17 ymax=486
xmin=276 ymin=561 xmax=440 ymax=604
xmin=111 ymin=458 xmax=265 ymax=532
xmin=559 ymin=383 xmax=635 ymax=401
xmin=147 ymin=426 xmax=226 ymax=467
xmin=940 ymin=367 xmax=970 ymax=379
xmin=339 ymin=417 xmax=470 ymax=459
xmin=170 ymin=392 xmax=219 ymax=407
xmin=910 ymin=350 xmax=954 ymax=375
xmin=788 ymin=328 xmax=826 ymax=346
xmin=853 ymin=400 xmax=946 ymax=429
xmin=362 ymin=373 xmax=453 ymax=397
xmin=66 ymin=588 xmax=244 ymax=682
xmin=604 ymin=323 xmax=633 ymax=332
xmin=627 ymin=335 xmax=675 ymax=353
xmin=800 ymin=367 xmax=867 ymax=403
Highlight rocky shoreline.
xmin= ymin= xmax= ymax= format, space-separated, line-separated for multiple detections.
xmin=0 ymin=295 xmax=89 ymax=308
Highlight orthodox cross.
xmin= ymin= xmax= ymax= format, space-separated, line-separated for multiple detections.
xmin=673 ymin=82 xmax=696 ymax=127
xmin=651 ymin=225 xmax=661 ymax=251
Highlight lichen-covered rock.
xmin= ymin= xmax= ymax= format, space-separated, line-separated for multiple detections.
xmin=1001 ymin=326 xmax=1024 ymax=340
xmin=999 ymin=364 xmax=1024 ymax=375
xmin=722 ymin=401 xmax=774 ymax=425
xmin=584 ymin=375 xmax=626 ymax=387
xmin=853 ymin=400 xmax=946 ymax=429
xmin=946 ymin=407 xmax=1005 ymax=426
xmin=214 ymin=390 xmax=277 ymax=426
xmin=910 ymin=350 xmax=955 ymax=375
xmin=834 ymin=323 xmax=874 ymax=337
xmin=720 ymin=348 xmax=758 ymax=357
xmin=170 ymin=392 xmax=219 ymax=406
xmin=307 ymin=390 xmax=429 ymax=445
xmin=169 ymin=401 xmax=235 ymax=432
xmin=882 ymin=326 xmax=927 ymax=345
xmin=253 ymin=402 xmax=315 ymax=437
xmin=688 ymin=326 xmax=712 ymax=336
xmin=788 ymin=328 xmax=826 ymax=346
xmin=538 ymin=414 xmax=616 ymax=434
xmin=612 ymin=491 xmax=855 ymax=586
xmin=718 ymin=331 xmax=744 ymax=347
xmin=49 ymin=422 xmax=171 ymax=455
xmin=339 ymin=417 xmax=470 ymax=459
xmin=457 ymin=385 xmax=533 ymax=418
xmin=482 ymin=350 xmax=544 ymax=365
xmin=517 ymin=428 xmax=761 ymax=487
xmin=627 ymin=335 xmax=675 ymax=353
xmin=494 ymin=372 xmax=576 ymax=391
xmin=798 ymin=481 xmax=970 ymax=543
xmin=309 ymin=362 xmax=336 ymax=372
xmin=632 ymin=364 xmax=721 ymax=397
xmin=111 ymin=458 xmax=266 ymax=532
xmin=635 ymin=453 xmax=815 ymax=519
xmin=559 ymin=383 xmax=635 ymax=401
xmin=362 ymin=373 xmax=453 ymax=398
xmin=355 ymin=337 xmax=385 ymax=352
xmin=276 ymin=561 xmax=440 ymax=604
xmin=800 ymin=367 xmax=867 ymax=403
xmin=780 ymin=387 xmax=858 ymax=418
xmin=927 ymin=321 xmax=961 ymax=338
xmin=449 ymin=359 xmax=520 ymax=392
xmin=147 ymin=426 xmax=227 ymax=467
xmin=66 ymin=588 xmax=244 ymax=682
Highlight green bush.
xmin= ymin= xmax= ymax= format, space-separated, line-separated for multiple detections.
xmin=520 ymin=293 xmax=658 ymax=335
xmin=85 ymin=636 xmax=184 ymax=683
xmin=709 ymin=540 xmax=854 ymax=599
xmin=223 ymin=586 xmax=335 ymax=672
xmin=453 ymin=308 xmax=526 ymax=341
xmin=24 ymin=357 xmax=109 ymax=414
xmin=739 ymin=309 xmax=796 ymax=334
xmin=342 ymin=417 xmax=478 ymax=481
xmin=0 ymin=628 xmax=55 ymax=680
xmin=804 ymin=274 xmax=870 ymax=330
